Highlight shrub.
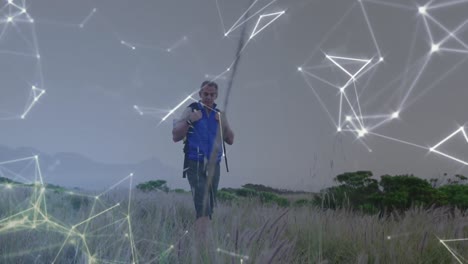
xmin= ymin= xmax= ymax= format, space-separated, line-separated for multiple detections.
xmin=217 ymin=190 xmax=238 ymax=203
xmin=136 ymin=180 xmax=169 ymax=193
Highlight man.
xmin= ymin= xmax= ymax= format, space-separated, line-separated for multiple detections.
xmin=172 ymin=80 xmax=234 ymax=234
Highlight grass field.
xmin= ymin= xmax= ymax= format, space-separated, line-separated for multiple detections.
xmin=0 ymin=185 xmax=466 ymax=263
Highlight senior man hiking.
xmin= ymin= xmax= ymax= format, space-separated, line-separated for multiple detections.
xmin=172 ymin=80 xmax=234 ymax=238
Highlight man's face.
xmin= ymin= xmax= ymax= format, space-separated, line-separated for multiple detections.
xmin=199 ymin=85 xmax=218 ymax=108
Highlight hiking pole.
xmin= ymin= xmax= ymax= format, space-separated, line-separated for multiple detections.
xmin=220 ymin=0 xmax=252 ymax=173
xmin=223 ymin=141 xmax=229 ymax=172
xmin=218 ymin=112 xmax=229 ymax=172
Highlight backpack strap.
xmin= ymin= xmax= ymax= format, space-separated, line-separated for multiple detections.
xmin=182 ymin=102 xmax=222 ymax=178
xmin=182 ymin=102 xmax=200 ymax=178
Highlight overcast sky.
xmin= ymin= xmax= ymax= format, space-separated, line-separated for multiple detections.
xmin=1 ymin=0 xmax=468 ymax=191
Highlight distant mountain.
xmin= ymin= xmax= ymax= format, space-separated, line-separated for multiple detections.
xmin=0 ymin=145 xmax=179 ymax=190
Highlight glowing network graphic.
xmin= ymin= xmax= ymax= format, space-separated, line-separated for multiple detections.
xmin=0 ymin=0 xmax=465 ymax=262
xmin=0 ymin=154 xmax=250 ymax=263
xmin=439 ymin=237 xmax=468 ymax=264
xmin=141 ymin=0 xmax=286 ymax=125
xmin=299 ymin=0 xmax=468 ymax=165
xmin=0 ymin=156 xmax=139 ymax=263
xmin=430 ymin=126 xmax=468 ymax=166
xmin=0 ymin=0 xmax=46 ymax=120
xmin=298 ymin=2 xmax=467 ymax=261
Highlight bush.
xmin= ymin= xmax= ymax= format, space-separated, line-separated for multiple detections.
xmin=235 ymin=188 xmax=257 ymax=198
xmin=293 ymin=199 xmax=310 ymax=207
xmin=273 ymin=196 xmax=290 ymax=207
xmin=258 ymin=191 xmax=290 ymax=207
xmin=217 ymin=190 xmax=238 ymax=203
xmin=379 ymin=175 xmax=437 ymax=210
xmin=437 ymin=184 xmax=468 ymax=210
xmin=136 ymin=180 xmax=169 ymax=193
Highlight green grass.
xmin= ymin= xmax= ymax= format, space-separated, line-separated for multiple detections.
xmin=0 ymin=185 xmax=466 ymax=263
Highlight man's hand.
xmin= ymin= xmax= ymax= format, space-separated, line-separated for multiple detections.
xmin=188 ymin=109 xmax=202 ymax=123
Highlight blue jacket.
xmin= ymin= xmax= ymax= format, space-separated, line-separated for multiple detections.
xmin=186 ymin=102 xmax=223 ymax=163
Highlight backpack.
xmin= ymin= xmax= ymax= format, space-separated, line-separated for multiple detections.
xmin=182 ymin=102 xmax=221 ymax=178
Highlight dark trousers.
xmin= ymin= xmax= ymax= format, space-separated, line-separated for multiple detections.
xmin=186 ymin=160 xmax=220 ymax=219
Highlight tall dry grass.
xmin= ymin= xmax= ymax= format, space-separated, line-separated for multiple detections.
xmin=0 ymin=186 xmax=466 ymax=263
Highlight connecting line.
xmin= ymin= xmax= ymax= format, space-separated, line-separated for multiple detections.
xmin=326 ymin=55 xmax=356 ymax=79
xmin=160 ymin=95 xmax=196 ymax=123
xmin=427 ymin=0 xmax=468 ymax=10
xmin=345 ymin=118 xmax=362 ymax=136
xmin=216 ymin=248 xmax=249 ymax=260
xmin=204 ymin=73 xmax=227 ymax=80
xmin=341 ymin=91 xmax=365 ymax=129
xmin=421 ymin=13 xmax=434 ymax=45
xmin=431 ymin=127 xmax=466 ymax=150
xmin=439 ymin=239 xmax=466 ymax=264
xmin=84 ymin=218 xmax=127 ymax=236
xmin=347 ymin=120 xmax=372 ymax=152
xmin=166 ymin=35 xmax=188 ymax=53
xmin=338 ymin=92 xmax=343 ymax=130
xmin=72 ymin=203 xmax=120 ymax=229
xmin=428 ymin=127 xmax=468 ymax=166
xmin=0 ymin=208 xmax=33 ymax=225
xmin=367 ymin=131 xmax=429 ymax=150
xmin=30 ymin=19 xmax=45 ymax=89
xmin=359 ymin=0 xmax=382 ymax=58
xmin=127 ymin=176 xmax=139 ymax=264
xmin=322 ymin=55 xmax=375 ymax=132
xmin=0 ymin=156 xmax=36 ymax=165
xmin=0 ymin=50 xmax=36 ymax=57
xmin=441 ymin=238 xmax=468 ymax=242
xmin=0 ymin=163 xmax=36 ymax=184
xmin=440 ymin=47 xmax=468 ymax=53
xmin=97 ymin=173 xmax=134 ymax=198
xmin=22 ymin=87 xmax=46 ymax=119
xmin=301 ymin=2 xmax=357 ymax=66
xmin=406 ymin=54 xmax=468 ymax=108
xmin=367 ymin=115 xmax=393 ymax=131
xmin=300 ymin=71 xmax=338 ymax=129
xmin=438 ymin=18 xmax=468 ymax=47
xmin=79 ymin=8 xmax=97 ymax=28
xmin=351 ymin=58 xmax=373 ymax=79
xmin=215 ymin=0 xmax=226 ymax=34
xmin=425 ymin=14 xmax=468 ymax=49
xmin=133 ymin=105 xmax=144 ymax=115
xmin=431 ymin=150 xmax=468 ymax=166
xmin=352 ymin=81 xmax=365 ymax=127
xmin=361 ymin=0 xmax=414 ymax=10
xmin=356 ymin=135 xmax=373 ymax=152
xmin=160 ymin=65 xmax=231 ymax=125
xmin=399 ymin=54 xmax=431 ymax=110
xmin=249 ymin=11 xmax=285 ymax=40
xmin=300 ymin=69 xmax=342 ymax=89
xmin=224 ymin=0 xmax=260 ymax=35
xmin=393 ymin=17 xmax=422 ymax=104
xmin=52 ymin=229 xmax=77 ymax=264
xmin=331 ymin=57 xmax=375 ymax=93
xmin=3 ymin=243 xmax=67 ymax=259
xmin=225 ymin=0 xmax=277 ymax=36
